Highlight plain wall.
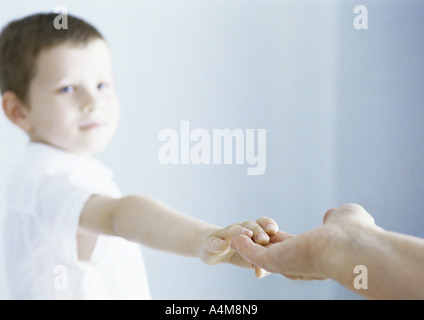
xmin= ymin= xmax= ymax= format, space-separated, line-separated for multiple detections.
xmin=0 ymin=0 xmax=422 ymax=300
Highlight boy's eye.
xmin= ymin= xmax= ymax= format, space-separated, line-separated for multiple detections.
xmin=59 ymin=86 xmax=75 ymax=93
xmin=97 ymin=82 xmax=107 ymax=90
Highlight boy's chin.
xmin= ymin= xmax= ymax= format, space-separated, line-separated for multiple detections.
xmin=69 ymin=140 xmax=110 ymax=156
xmin=80 ymin=143 xmax=109 ymax=156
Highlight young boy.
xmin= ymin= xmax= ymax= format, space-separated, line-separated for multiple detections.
xmin=0 ymin=13 xmax=279 ymax=299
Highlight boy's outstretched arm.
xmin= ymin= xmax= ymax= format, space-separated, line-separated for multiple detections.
xmin=79 ymin=194 xmax=278 ymax=269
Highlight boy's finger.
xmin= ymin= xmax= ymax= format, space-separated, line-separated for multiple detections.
xmin=255 ymin=266 xmax=271 ymax=279
xmin=256 ymin=216 xmax=279 ymax=236
xmin=240 ymin=220 xmax=270 ymax=245
xmin=217 ymin=224 xmax=254 ymax=241
xmin=208 ymin=237 xmax=229 ymax=253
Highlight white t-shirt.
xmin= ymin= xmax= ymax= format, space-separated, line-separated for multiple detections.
xmin=3 ymin=142 xmax=151 ymax=299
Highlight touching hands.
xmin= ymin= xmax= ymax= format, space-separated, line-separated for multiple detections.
xmin=231 ymin=204 xmax=378 ymax=280
xmin=231 ymin=204 xmax=424 ymax=299
xmin=197 ymin=217 xmax=280 ymax=277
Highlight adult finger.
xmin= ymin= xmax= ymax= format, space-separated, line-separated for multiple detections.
xmin=232 ymin=234 xmax=270 ymax=271
xmin=270 ymin=230 xmax=295 ymax=244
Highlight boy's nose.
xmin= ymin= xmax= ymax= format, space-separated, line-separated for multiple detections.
xmin=82 ymin=103 xmax=95 ymax=113
xmin=81 ymin=91 xmax=102 ymax=113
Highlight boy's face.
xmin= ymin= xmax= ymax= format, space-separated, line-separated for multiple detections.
xmin=24 ymin=39 xmax=120 ymax=155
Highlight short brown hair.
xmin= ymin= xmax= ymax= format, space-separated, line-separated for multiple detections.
xmin=0 ymin=12 xmax=104 ymax=105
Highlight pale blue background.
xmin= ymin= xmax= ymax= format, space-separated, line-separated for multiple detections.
xmin=0 ymin=0 xmax=423 ymax=299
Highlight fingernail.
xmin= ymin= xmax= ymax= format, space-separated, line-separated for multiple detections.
xmin=241 ymin=228 xmax=253 ymax=237
xmin=265 ymin=223 xmax=277 ymax=233
xmin=256 ymin=233 xmax=268 ymax=241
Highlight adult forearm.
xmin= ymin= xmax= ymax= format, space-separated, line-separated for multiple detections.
xmin=323 ymin=227 xmax=424 ymax=299
xmin=112 ymin=194 xmax=219 ymax=257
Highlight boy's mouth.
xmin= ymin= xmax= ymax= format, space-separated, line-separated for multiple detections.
xmin=79 ymin=121 xmax=107 ymax=131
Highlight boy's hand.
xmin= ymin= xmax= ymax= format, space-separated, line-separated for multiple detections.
xmin=197 ymin=217 xmax=279 ymax=278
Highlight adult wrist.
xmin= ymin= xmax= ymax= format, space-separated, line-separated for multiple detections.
xmin=315 ymin=222 xmax=384 ymax=283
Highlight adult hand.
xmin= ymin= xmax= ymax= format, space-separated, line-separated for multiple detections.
xmin=232 ymin=204 xmax=377 ymax=280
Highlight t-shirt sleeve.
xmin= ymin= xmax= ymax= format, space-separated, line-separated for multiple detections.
xmin=34 ymin=172 xmax=94 ymax=263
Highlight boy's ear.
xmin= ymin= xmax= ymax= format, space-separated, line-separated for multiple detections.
xmin=2 ymin=91 xmax=32 ymax=132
